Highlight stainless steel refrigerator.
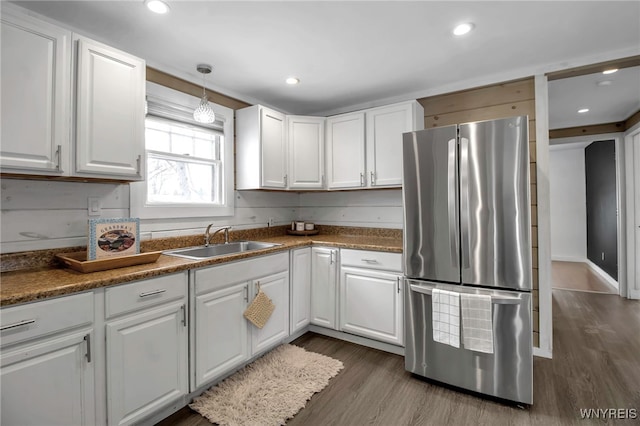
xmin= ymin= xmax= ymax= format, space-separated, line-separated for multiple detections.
xmin=402 ymin=115 xmax=533 ymax=405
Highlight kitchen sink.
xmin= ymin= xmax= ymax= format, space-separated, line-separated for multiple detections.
xmin=163 ymin=241 xmax=281 ymax=260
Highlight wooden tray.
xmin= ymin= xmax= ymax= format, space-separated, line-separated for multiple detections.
xmin=56 ymin=251 xmax=162 ymax=273
xmin=286 ymin=229 xmax=319 ymax=236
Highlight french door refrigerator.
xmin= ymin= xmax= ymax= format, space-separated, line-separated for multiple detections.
xmin=402 ymin=115 xmax=533 ymax=405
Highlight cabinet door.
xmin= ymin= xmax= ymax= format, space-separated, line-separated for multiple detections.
xmin=75 ymin=37 xmax=145 ymax=178
xmin=1 ymin=330 xmax=94 ymax=426
xmin=0 ymin=9 xmax=70 ymax=174
xmin=288 ymin=116 xmax=325 ymax=189
xmin=340 ymin=267 xmax=403 ymax=346
xmin=106 ymin=302 xmax=187 ymax=426
xmin=251 ymin=271 xmax=290 ymax=355
xmin=365 ymin=102 xmax=416 ymax=187
xmin=290 ymin=248 xmax=311 ymax=333
xmin=194 ymin=282 xmax=249 ymax=388
xmin=261 ymin=107 xmax=287 ymax=188
xmin=310 ymin=248 xmax=338 ymax=329
xmin=326 ymin=112 xmax=366 ymax=189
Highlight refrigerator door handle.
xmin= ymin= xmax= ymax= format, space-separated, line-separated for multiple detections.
xmin=408 ymin=284 xmax=522 ymax=305
xmin=460 ymin=136 xmax=471 ymax=269
xmin=447 ymin=138 xmax=459 ymax=268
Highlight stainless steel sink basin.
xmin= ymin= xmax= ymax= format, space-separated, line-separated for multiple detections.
xmin=164 ymin=241 xmax=281 ymax=260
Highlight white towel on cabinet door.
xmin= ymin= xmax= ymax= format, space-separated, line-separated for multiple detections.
xmin=431 ymin=289 xmax=460 ymax=348
xmin=461 ymin=293 xmax=494 ymax=354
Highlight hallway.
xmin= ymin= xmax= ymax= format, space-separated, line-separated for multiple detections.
xmin=552 ymin=261 xmax=618 ymax=294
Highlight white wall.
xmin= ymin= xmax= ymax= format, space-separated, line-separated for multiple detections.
xmin=298 ymin=189 xmax=403 ymax=229
xmin=549 ymin=143 xmax=587 ymax=261
xmin=0 ymin=179 xmax=299 ymax=253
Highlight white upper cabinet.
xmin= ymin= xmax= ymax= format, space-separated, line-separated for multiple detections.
xmin=236 ymin=105 xmax=287 ymax=189
xmin=0 ymin=5 xmax=145 ymax=181
xmin=365 ymin=101 xmax=424 ymax=188
xmin=326 ymin=112 xmax=366 ymax=189
xmin=74 ymin=37 xmax=145 ymax=179
xmin=288 ymin=116 xmax=325 ymax=189
xmin=0 ymin=8 xmax=71 ymax=175
xmin=326 ymin=101 xmax=423 ymax=190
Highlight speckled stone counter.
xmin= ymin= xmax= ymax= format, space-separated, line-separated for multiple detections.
xmin=0 ymin=226 xmax=402 ymax=307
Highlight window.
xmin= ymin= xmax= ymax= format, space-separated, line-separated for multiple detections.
xmin=145 ymin=118 xmax=223 ymax=205
xmin=131 ymin=82 xmax=234 ymax=219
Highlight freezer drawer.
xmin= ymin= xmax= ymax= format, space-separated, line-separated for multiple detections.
xmin=404 ymin=279 xmax=533 ymax=405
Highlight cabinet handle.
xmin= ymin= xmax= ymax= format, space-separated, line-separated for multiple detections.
xmin=255 ymin=281 xmax=260 ymax=296
xmin=360 ymin=172 xmax=365 ymax=186
xmin=244 ymin=285 xmax=249 ymax=302
xmin=321 ymin=175 xmax=325 ymax=187
xmin=284 ymin=174 xmax=288 ymax=187
xmin=330 ymin=251 xmax=335 ymax=265
xmin=0 ymin=319 xmax=36 ymax=331
xmin=136 ymin=155 xmax=142 ymax=176
xmin=180 ymin=304 xmax=187 ymax=327
xmin=370 ymin=171 xmax=375 ymax=186
xmin=397 ymin=277 xmax=401 ymax=294
xmin=55 ymin=145 xmax=62 ymax=171
xmin=84 ymin=334 xmax=92 ymax=363
xmin=361 ymin=258 xmax=379 ymax=264
xmin=139 ymin=289 xmax=166 ymax=298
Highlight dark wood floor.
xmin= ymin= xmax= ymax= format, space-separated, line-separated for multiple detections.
xmin=158 ymin=291 xmax=640 ymax=425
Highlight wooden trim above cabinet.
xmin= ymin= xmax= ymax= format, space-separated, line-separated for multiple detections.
xmin=546 ymin=56 xmax=640 ymax=81
xmin=146 ymin=67 xmax=250 ymax=111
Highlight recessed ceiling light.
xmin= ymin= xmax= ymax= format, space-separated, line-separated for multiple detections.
xmin=602 ymin=68 xmax=618 ymax=75
xmin=286 ymin=77 xmax=300 ymax=85
xmin=453 ymin=23 xmax=474 ymax=36
xmin=578 ymin=108 xmax=590 ymax=114
xmin=597 ymin=80 xmax=613 ymax=87
xmin=145 ymin=0 xmax=170 ymax=14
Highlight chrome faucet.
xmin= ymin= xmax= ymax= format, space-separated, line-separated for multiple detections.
xmin=204 ymin=225 xmax=232 ymax=246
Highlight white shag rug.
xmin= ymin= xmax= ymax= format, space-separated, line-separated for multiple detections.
xmin=189 ymin=344 xmax=344 ymax=426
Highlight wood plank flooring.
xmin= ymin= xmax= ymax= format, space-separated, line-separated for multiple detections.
xmin=157 ymin=291 xmax=639 ymax=425
xmin=552 ymin=261 xmax=617 ymax=293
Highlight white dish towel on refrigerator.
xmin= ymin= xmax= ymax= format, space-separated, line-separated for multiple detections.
xmin=431 ymin=289 xmax=460 ymax=348
xmin=460 ymin=293 xmax=494 ymax=354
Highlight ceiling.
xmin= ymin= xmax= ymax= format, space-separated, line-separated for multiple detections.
xmin=10 ymin=1 xmax=640 ymax=123
xmin=548 ymin=66 xmax=640 ymax=130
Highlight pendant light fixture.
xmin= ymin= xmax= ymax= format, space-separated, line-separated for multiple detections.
xmin=193 ymin=64 xmax=216 ymax=124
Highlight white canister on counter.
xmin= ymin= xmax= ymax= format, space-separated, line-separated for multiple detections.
xmin=295 ymin=221 xmax=305 ymax=231
xmin=304 ymin=223 xmax=315 ymax=231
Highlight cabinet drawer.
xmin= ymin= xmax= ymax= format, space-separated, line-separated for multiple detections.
xmin=195 ymin=252 xmax=288 ymax=295
xmin=340 ymin=249 xmax=402 ymax=272
xmin=105 ymin=272 xmax=187 ymax=319
xmin=0 ymin=292 xmax=93 ymax=347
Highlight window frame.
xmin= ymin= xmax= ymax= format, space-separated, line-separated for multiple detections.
xmin=130 ymin=82 xmax=234 ymax=219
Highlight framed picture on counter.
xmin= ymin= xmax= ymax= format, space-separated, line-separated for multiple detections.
xmin=88 ymin=217 xmax=140 ymax=260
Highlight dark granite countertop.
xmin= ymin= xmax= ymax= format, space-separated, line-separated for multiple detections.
xmin=1 ymin=228 xmax=402 ymax=307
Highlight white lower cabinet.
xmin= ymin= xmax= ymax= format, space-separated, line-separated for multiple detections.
xmin=104 ymin=272 xmax=188 ymax=426
xmin=0 ymin=292 xmax=95 ymax=426
xmin=290 ymin=248 xmax=312 ymax=334
xmin=250 ymin=271 xmax=290 ymax=354
xmin=193 ymin=281 xmax=249 ymax=389
xmin=339 ymin=249 xmax=404 ymax=346
xmin=310 ymin=247 xmax=338 ymax=329
xmin=192 ymin=252 xmax=289 ymax=390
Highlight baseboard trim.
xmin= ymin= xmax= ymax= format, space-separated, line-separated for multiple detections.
xmin=585 ymin=259 xmax=619 ymax=291
xmin=533 ymin=347 xmax=552 ymax=359
xmin=551 ymin=256 xmax=587 ymax=263
xmin=309 ymin=325 xmax=405 ymax=356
